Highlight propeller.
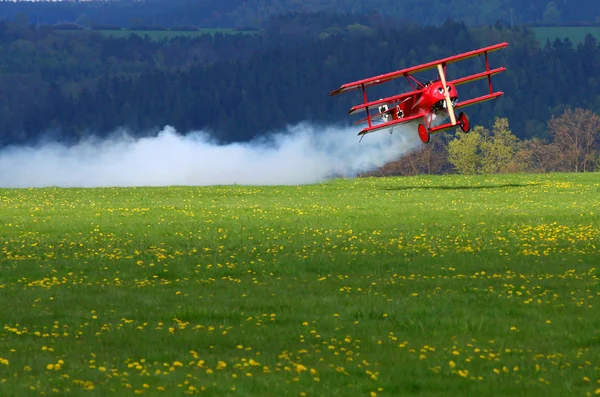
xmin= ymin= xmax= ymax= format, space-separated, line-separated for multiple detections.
xmin=436 ymin=64 xmax=457 ymax=126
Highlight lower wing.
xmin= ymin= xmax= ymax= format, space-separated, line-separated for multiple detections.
xmin=358 ymin=114 xmax=423 ymax=136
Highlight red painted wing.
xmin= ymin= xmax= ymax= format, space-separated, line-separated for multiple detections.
xmin=454 ymin=92 xmax=504 ymax=109
xmin=354 ymin=109 xmax=389 ymax=125
xmin=348 ymin=90 xmax=423 ymax=115
xmin=448 ymin=67 xmax=506 ymax=86
xmin=329 ymin=42 xmax=508 ymax=96
xmin=357 ymin=114 xmax=424 ymax=136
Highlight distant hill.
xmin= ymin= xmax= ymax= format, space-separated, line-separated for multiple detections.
xmin=0 ymin=0 xmax=598 ymax=29
xmin=0 ymin=16 xmax=598 ymax=148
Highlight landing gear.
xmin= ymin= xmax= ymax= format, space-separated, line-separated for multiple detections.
xmin=458 ymin=112 xmax=470 ymax=133
xmin=418 ymin=123 xmax=430 ymax=144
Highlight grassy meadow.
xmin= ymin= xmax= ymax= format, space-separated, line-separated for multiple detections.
xmin=0 ymin=173 xmax=599 ymax=396
xmin=531 ymin=26 xmax=600 ymax=45
xmin=94 ymin=29 xmax=256 ymax=40
xmin=55 ymin=28 xmax=257 ymax=41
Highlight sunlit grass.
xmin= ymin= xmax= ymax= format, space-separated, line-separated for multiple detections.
xmin=1 ymin=173 xmax=599 ymax=396
xmin=56 ymin=28 xmax=258 ymax=41
xmin=531 ymin=26 xmax=600 ymax=45
xmin=96 ymin=29 xmax=256 ymax=39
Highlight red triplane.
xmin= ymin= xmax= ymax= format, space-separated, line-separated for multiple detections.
xmin=329 ymin=42 xmax=508 ymax=144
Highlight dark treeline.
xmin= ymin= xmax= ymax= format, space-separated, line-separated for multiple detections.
xmin=0 ymin=0 xmax=598 ymax=29
xmin=0 ymin=16 xmax=599 ymax=147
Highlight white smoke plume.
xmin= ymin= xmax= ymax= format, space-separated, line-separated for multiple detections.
xmin=0 ymin=122 xmax=423 ymax=188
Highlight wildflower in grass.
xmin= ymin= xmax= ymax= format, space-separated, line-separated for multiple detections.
xmin=1 ymin=178 xmax=598 ymax=395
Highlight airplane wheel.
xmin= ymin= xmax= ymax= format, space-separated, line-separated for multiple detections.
xmin=458 ymin=112 xmax=470 ymax=133
xmin=418 ymin=124 xmax=430 ymax=144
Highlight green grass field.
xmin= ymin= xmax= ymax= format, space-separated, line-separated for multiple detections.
xmin=1 ymin=173 xmax=599 ymax=396
xmin=94 ymin=29 xmax=257 ymax=40
xmin=531 ymin=26 xmax=600 ymax=45
xmin=55 ymin=28 xmax=256 ymax=41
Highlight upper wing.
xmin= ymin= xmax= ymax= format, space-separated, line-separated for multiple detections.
xmin=329 ymin=42 xmax=508 ymax=96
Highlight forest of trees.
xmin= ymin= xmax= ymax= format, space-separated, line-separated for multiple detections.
xmin=0 ymin=15 xmax=599 ymax=149
xmin=0 ymin=0 xmax=598 ymax=29
xmin=366 ymin=108 xmax=600 ymax=176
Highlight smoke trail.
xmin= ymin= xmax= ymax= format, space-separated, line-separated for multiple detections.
xmin=0 ymin=122 xmax=423 ymax=188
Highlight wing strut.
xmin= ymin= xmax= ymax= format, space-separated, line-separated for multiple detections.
xmin=485 ymin=51 xmax=493 ymax=94
xmin=361 ymin=84 xmax=372 ymax=128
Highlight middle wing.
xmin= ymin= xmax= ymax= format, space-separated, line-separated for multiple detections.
xmin=448 ymin=67 xmax=506 ymax=86
xmin=348 ymin=89 xmax=423 ymax=116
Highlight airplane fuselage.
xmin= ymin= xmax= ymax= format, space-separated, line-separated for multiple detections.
xmin=379 ymin=80 xmax=458 ymax=124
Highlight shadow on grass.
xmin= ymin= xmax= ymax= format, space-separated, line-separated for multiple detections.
xmin=383 ymin=182 xmax=538 ymax=191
